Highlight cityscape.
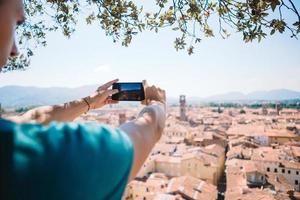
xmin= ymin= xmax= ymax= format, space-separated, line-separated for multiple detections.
xmin=72 ymin=95 xmax=300 ymax=200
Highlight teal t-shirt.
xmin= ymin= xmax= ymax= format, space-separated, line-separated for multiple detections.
xmin=0 ymin=119 xmax=134 ymax=200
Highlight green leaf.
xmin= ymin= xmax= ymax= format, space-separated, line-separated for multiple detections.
xmin=271 ymin=0 xmax=280 ymax=11
xmin=293 ymin=21 xmax=300 ymax=27
xmin=270 ymin=29 xmax=276 ymax=35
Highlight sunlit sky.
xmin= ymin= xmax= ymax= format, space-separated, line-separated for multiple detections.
xmin=0 ymin=2 xmax=300 ymax=98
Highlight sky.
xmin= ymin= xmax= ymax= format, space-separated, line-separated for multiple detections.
xmin=0 ymin=2 xmax=300 ymax=98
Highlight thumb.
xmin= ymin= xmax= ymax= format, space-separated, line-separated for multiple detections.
xmin=142 ymin=80 xmax=148 ymax=89
xmin=141 ymin=80 xmax=148 ymax=105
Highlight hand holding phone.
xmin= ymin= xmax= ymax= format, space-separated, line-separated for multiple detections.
xmin=141 ymin=81 xmax=166 ymax=106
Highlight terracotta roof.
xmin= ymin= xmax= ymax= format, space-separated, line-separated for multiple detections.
xmin=251 ymin=147 xmax=300 ymax=169
xmin=227 ymin=145 xmax=253 ymax=160
xmin=149 ymin=173 xmax=169 ymax=180
xmin=203 ymin=144 xmax=225 ymax=157
xmin=149 ymin=194 xmax=184 ymax=200
xmin=155 ymin=155 xmax=181 ymax=164
xmin=225 ymin=188 xmax=277 ymax=200
xmin=153 ymin=143 xmax=177 ymax=154
xmin=193 ymin=137 xmax=205 ymax=142
xmin=227 ymin=124 xmax=298 ymax=138
xmin=167 ymin=175 xmax=218 ymax=200
xmin=165 ymin=124 xmax=189 ymax=133
xmin=265 ymin=173 xmax=294 ymax=192
xmin=166 ymin=137 xmax=185 ymax=144
xmin=226 ymin=159 xmax=262 ymax=191
xmin=243 ymin=161 xmax=264 ymax=174
xmin=182 ymin=152 xmax=219 ymax=167
xmin=292 ymin=146 xmax=300 ymax=157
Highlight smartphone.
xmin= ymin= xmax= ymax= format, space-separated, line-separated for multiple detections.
xmin=112 ymin=82 xmax=145 ymax=101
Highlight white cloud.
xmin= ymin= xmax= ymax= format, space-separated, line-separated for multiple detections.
xmin=94 ymin=64 xmax=111 ymax=73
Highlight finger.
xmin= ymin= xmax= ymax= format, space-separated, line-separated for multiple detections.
xmin=97 ymin=79 xmax=119 ymax=91
xmin=98 ymin=79 xmax=119 ymax=91
xmin=142 ymin=80 xmax=148 ymax=89
xmin=104 ymin=89 xmax=119 ymax=97
xmin=141 ymin=80 xmax=148 ymax=105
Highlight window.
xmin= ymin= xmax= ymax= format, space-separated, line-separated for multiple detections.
xmin=288 ymin=170 xmax=291 ymax=174
xmin=267 ymin=167 xmax=270 ymax=172
xmin=296 ymin=171 xmax=299 ymax=175
xmin=295 ymin=180 xmax=299 ymax=185
xmin=282 ymin=169 xmax=285 ymax=173
xmin=274 ymin=168 xmax=278 ymax=173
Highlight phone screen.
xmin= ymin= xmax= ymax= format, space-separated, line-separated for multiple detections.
xmin=112 ymin=82 xmax=145 ymax=101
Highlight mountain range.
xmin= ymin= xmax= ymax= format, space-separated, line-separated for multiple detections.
xmin=0 ymin=85 xmax=300 ymax=108
xmin=0 ymin=85 xmax=97 ymax=108
xmin=203 ymin=89 xmax=300 ymax=102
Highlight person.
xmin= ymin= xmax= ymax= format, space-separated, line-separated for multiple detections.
xmin=0 ymin=0 xmax=166 ymax=199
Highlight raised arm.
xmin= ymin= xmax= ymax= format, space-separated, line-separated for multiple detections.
xmin=6 ymin=79 xmax=119 ymax=125
xmin=120 ymin=84 xmax=166 ymax=181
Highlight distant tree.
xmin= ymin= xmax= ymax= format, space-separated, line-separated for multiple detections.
xmin=15 ymin=106 xmax=35 ymax=114
xmin=217 ymin=106 xmax=223 ymax=113
xmin=239 ymin=109 xmax=246 ymax=114
xmin=249 ymin=103 xmax=262 ymax=109
xmin=3 ymin=0 xmax=300 ymax=71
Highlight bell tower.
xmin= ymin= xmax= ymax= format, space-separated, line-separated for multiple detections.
xmin=180 ymin=95 xmax=187 ymax=121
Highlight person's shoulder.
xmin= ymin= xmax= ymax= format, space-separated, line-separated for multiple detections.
xmin=1 ymin=118 xmax=125 ymax=137
xmin=0 ymin=119 xmax=134 ymax=158
xmin=69 ymin=122 xmax=134 ymax=155
xmin=47 ymin=121 xmax=129 ymax=140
